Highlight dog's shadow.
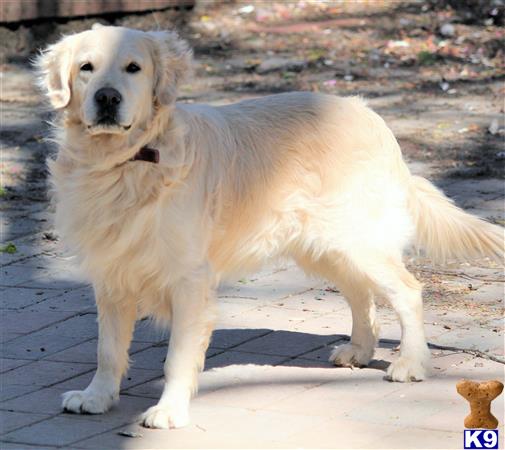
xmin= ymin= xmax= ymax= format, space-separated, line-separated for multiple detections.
xmin=120 ymin=328 xmax=398 ymax=402
xmin=204 ymin=328 xmax=393 ymax=372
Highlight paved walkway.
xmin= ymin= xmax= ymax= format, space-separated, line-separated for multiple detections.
xmin=1 ymin=256 xmax=504 ymax=449
xmin=1 ymin=65 xmax=504 ymax=449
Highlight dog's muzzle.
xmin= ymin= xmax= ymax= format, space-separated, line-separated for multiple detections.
xmin=94 ymin=87 xmax=122 ymax=125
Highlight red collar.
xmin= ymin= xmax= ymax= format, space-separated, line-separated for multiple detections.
xmin=129 ymin=147 xmax=159 ymax=164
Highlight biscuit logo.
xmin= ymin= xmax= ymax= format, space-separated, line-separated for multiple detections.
xmin=463 ymin=430 xmax=498 ymax=449
xmin=457 ymin=379 xmax=503 ymax=449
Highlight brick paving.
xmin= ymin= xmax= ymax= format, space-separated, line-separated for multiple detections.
xmin=1 ymin=237 xmax=503 ymax=448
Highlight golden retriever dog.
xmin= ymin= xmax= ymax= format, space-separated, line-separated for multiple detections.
xmin=36 ymin=25 xmax=503 ymax=429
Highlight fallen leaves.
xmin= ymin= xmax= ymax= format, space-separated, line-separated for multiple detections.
xmin=0 ymin=243 xmax=17 ymax=254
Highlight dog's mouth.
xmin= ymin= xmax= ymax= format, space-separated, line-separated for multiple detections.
xmin=87 ymin=115 xmax=131 ymax=134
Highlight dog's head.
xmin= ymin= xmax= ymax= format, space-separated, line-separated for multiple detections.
xmin=36 ymin=25 xmax=191 ymax=136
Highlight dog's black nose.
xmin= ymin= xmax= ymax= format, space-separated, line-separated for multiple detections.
xmin=94 ymin=87 xmax=122 ymax=107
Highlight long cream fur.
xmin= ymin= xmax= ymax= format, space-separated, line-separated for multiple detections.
xmin=408 ymin=175 xmax=503 ymax=262
xmin=35 ymin=25 xmax=504 ymax=429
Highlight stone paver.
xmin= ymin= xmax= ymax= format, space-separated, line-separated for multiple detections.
xmin=0 ymin=411 xmax=51 ymax=435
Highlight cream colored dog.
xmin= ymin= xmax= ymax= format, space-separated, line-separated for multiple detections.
xmin=36 ymin=25 xmax=503 ymax=429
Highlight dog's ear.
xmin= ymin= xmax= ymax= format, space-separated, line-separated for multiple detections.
xmin=147 ymin=30 xmax=192 ymax=105
xmin=34 ymin=36 xmax=73 ymax=109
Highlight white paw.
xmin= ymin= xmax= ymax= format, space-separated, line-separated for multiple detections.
xmin=62 ymin=389 xmax=116 ymax=414
xmin=385 ymin=356 xmax=430 ymax=382
xmin=140 ymin=404 xmax=189 ymax=429
xmin=329 ymin=343 xmax=374 ymax=367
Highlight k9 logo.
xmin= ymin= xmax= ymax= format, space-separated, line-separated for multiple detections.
xmin=464 ymin=430 xmax=499 ymax=449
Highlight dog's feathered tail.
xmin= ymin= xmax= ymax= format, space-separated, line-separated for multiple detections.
xmin=408 ymin=175 xmax=504 ymax=263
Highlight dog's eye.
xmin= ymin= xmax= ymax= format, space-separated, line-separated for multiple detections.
xmin=80 ymin=62 xmax=94 ymax=72
xmin=126 ymin=62 xmax=141 ymax=74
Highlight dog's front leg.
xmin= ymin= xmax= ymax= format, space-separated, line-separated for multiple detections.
xmin=62 ymin=287 xmax=136 ymax=414
xmin=141 ymin=270 xmax=216 ymax=429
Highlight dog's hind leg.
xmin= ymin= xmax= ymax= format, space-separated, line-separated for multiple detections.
xmin=349 ymin=253 xmax=431 ymax=381
xmin=141 ymin=266 xmax=217 ymax=429
xmin=329 ymin=279 xmax=379 ymax=367
xmin=62 ymin=287 xmax=136 ymax=414
xmin=297 ymin=254 xmax=379 ymax=367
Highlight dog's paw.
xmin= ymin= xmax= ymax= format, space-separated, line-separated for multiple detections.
xmin=62 ymin=389 xmax=116 ymax=414
xmin=385 ymin=356 xmax=430 ymax=382
xmin=140 ymin=404 xmax=189 ymax=429
xmin=329 ymin=343 xmax=374 ymax=367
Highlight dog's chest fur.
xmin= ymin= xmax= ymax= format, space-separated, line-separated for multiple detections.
xmin=51 ymin=158 xmax=204 ymax=296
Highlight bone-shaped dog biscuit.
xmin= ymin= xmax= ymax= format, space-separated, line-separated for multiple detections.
xmin=456 ymin=379 xmax=504 ymax=429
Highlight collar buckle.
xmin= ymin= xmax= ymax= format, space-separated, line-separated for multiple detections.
xmin=130 ymin=147 xmax=160 ymax=164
